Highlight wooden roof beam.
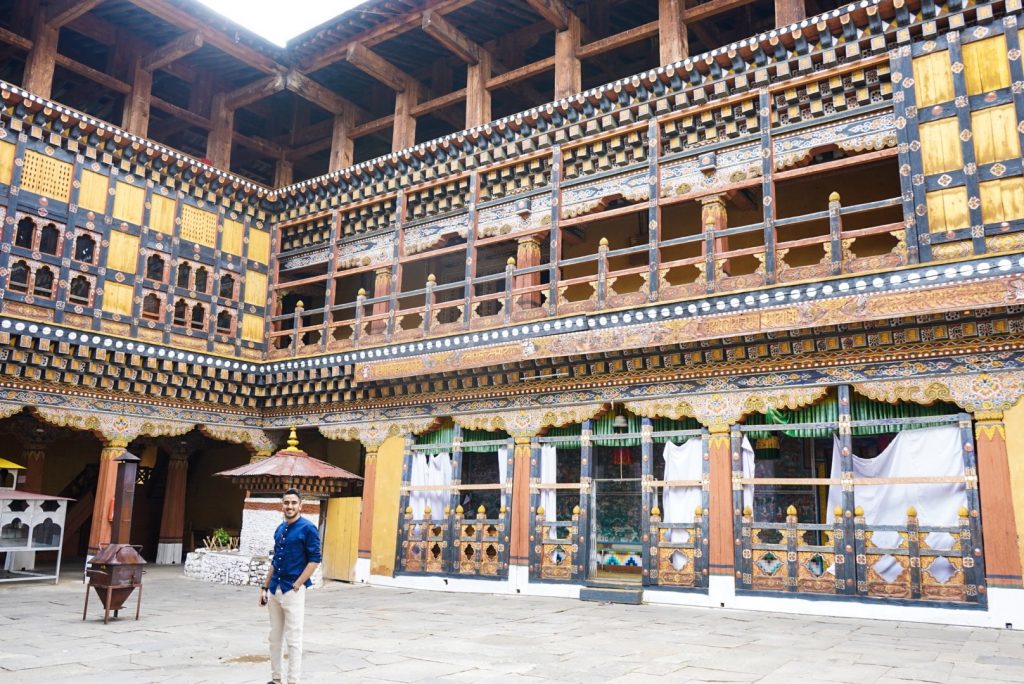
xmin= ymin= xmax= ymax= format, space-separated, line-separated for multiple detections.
xmin=127 ymin=0 xmax=283 ymax=75
xmin=46 ymin=0 xmax=105 ymax=28
xmin=345 ymin=43 xmax=417 ymax=93
xmin=525 ymin=0 xmax=571 ymax=31
xmin=224 ymin=72 xmax=286 ymax=110
xmin=284 ymin=70 xmax=354 ymax=116
xmin=299 ymin=0 xmax=475 ymax=73
xmin=142 ymin=31 xmax=204 ymax=72
xmin=422 ymin=10 xmax=480 ymax=65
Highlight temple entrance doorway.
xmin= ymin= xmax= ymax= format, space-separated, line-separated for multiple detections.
xmin=589 ymin=431 xmax=643 ymax=584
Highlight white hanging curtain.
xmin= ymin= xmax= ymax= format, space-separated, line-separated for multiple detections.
xmin=740 ymin=436 xmax=755 ymax=512
xmin=408 ymin=452 xmax=429 ymax=520
xmin=497 ymin=446 xmax=509 ymax=510
xmin=539 ymin=444 xmax=558 ymax=539
xmin=826 ymin=425 xmax=966 ymax=583
xmin=661 ymin=438 xmax=703 ymax=544
xmin=426 ymin=452 xmax=452 ymax=521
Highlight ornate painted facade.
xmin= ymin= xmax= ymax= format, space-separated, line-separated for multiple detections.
xmin=2 ymin=0 xmax=1024 ymax=627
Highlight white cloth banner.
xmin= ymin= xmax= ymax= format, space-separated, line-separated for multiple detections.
xmin=539 ymin=444 xmax=558 ymax=539
xmin=661 ymin=438 xmax=703 ymax=544
xmin=409 ymin=452 xmax=428 ymax=521
xmin=497 ymin=446 xmax=509 ymax=510
xmin=826 ymin=426 xmax=966 ymax=583
xmin=409 ymin=452 xmax=452 ymax=521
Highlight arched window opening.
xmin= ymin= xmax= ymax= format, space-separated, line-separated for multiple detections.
xmin=146 ymin=254 xmax=166 ymax=281
xmin=9 ymin=261 xmax=29 ymax=292
xmin=218 ymin=274 xmax=234 ymax=298
xmin=176 ymin=262 xmax=191 ymax=289
xmin=173 ymin=299 xmax=187 ymax=326
xmin=216 ymin=310 xmax=232 ymax=333
xmin=33 ymin=267 xmax=54 ymax=297
xmin=39 ymin=224 xmax=59 ymax=255
xmin=142 ymin=293 xmax=162 ymax=320
xmin=74 ymin=235 xmax=96 ymax=263
xmin=194 ymin=266 xmax=209 ymax=292
xmin=190 ymin=303 xmax=205 ymax=330
xmin=15 ymin=217 xmax=35 ymax=249
xmin=69 ymin=276 xmax=91 ymax=304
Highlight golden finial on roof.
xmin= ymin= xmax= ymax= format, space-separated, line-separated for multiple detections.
xmin=283 ymin=426 xmax=301 ymax=452
xmin=786 ymin=505 xmax=797 ymax=517
xmin=455 ymin=504 xmax=464 ymax=514
xmin=907 ymin=506 xmax=917 ymax=518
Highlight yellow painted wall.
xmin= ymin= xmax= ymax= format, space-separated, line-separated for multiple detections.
xmin=370 ymin=435 xmax=405 ymax=576
xmin=1004 ymin=399 xmax=1024 ymax=575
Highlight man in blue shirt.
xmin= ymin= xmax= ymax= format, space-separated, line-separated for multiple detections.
xmin=260 ymin=488 xmax=321 ymax=684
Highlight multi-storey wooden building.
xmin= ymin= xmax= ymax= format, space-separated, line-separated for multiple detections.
xmin=1 ymin=0 xmax=1024 ymax=627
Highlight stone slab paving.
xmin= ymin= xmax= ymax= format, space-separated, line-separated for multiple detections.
xmin=2 ymin=566 xmax=1024 ymax=683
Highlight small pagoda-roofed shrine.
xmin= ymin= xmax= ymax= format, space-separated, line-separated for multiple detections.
xmin=184 ymin=429 xmax=361 ymax=587
xmin=217 ymin=427 xmax=361 ymax=498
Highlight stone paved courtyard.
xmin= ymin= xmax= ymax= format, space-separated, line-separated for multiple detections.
xmin=3 ymin=565 xmax=1024 ymax=683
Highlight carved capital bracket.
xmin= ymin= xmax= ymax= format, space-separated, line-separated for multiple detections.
xmin=199 ymin=425 xmax=278 ymax=455
xmin=319 ymin=417 xmax=438 ymax=451
xmin=625 ymin=387 xmax=828 ymax=432
xmin=0 ymin=402 xmax=26 ymax=421
xmin=454 ymin=402 xmax=608 ymax=439
xmin=853 ymin=371 xmax=1024 ymax=415
xmin=32 ymin=406 xmax=195 ymax=444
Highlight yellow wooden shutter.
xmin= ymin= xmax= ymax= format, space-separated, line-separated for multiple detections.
xmin=0 ymin=141 xmax=17 ymax=186
xmin=918 ymin=118 xmax=963 ymax=175
xmin=244 ymin=270 xmax=268 ymax=307
xmin=980 ymin=178 xmax=1024 ymax=224
xmin=912 ymin=51 xmax=954 ymax=107
xmin=925 ymin=187 xmax=970 ymax=232
xmin=102 ymin=281 xmax=134 ymax=316
xmin=222 ymin=219 xmax=244 ymax=256
xmin=112 ymin=182 xmax=145 ymax=225
xmin=971 ymin=104 xmax=1021 ymax=166
xmin=242 ymin=313 xmax=264 ymax=342
xmin=149 ymin=194 xmax=176 ymax=234
xmin=248 ymin=228 xmax=270 ymax=264
xmin=78 ymin=170 xmax=109 ymax=214
xmin=106 ymin=232 xmax=141 ymax=273
xmin=962 ymin=35 xmax=1011 ymax=96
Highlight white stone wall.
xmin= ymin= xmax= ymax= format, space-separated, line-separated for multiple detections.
xmin=185 ymin=498 xmax=324 ymax=588
xmin=238 ymin=497 xmax=320 ymax=556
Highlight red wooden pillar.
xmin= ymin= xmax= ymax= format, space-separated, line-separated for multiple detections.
xmin=88 ymin=440 xmax=127 ymax=555
xmin=156 ymin=446 xmax=189 ymax=564
xmin=975 ymin=411 xmax=1023 ymax=588
xmin=20 ymin=440 xmax=46 ymax=493
xmin=708 ymin=426 xmax=735 ymax=578
xmin=514 ymin=236 xmax=542 ymax=309
xmin=508 ymin=437 xmax=533 ymax=568
xmin=357 ymin=447 xmax=379 ymax=561
xmin=370 ymin=267 xmax=392 ymax=334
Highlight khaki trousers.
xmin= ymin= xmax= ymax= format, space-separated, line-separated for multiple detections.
xmin=268 ymin=585 xmax=306 ymax=684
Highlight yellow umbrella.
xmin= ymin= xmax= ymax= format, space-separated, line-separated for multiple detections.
xmin=0 ymin=458 xmax=25 ymax=470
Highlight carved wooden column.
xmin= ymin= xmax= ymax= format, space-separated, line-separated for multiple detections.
xmin=20 ymin=439 xmax=47 ymax=493
xmin=358 ymin=446 xmax=379 ymax=562
xmin=554 ymin=14 xmax=582 ymax=99
xmin=156 ymin=445 xmax=190 ymax=564
xmin=707 ymin=426 xmax=735 ymax=578
xmin=466 ymin=52 xmax=492 ymax=129
xmin=775 ymin=0 xmax=806 ymax=26
xmin=509 ymin=436 xmax=533 ymax=569
xmin=975 ymin=411 xmax=1023 ymax=588
xmin=23 ymin=12 xmax=59 ymax=98
xmin=370 ymin=267 xmax=392 ymax=334
xmin=514 ymin=236 xmax=542 ymax=309
xmin=658 ymin=0 xmax=688 ymax=64
xmin=88 ymin=439 xmax=128 ymax=554
xmin=702 ymin=194 xmax=729 ymax=278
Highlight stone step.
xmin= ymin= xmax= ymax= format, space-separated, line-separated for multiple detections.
xmin=579 ymin=586 xmax=644 ymax=605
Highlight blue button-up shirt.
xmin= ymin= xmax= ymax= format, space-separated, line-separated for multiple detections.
xmin=269 ymin=516 xmax=322 ymax=594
